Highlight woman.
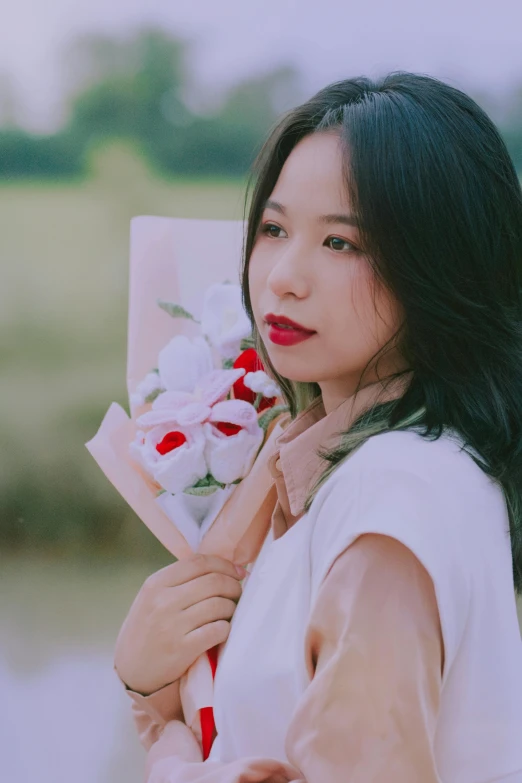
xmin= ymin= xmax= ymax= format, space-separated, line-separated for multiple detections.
xmin=114 ymin=72 xmax=522 ymax=782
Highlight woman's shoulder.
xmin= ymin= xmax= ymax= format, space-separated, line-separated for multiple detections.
xmin=335 ymin=425 xmax=494 ymax=502
xmin=314 ymin=425 xmax=504 ymax=541
xmin=308 ymin=427 xmax=466 ymax=548
xmin=306 ymin=428 xmax=492 ymax=664
xmin=355 ymin=424 xmax=477 ymax=473
xmin=307 ymin=425 xmax=506 ymax=603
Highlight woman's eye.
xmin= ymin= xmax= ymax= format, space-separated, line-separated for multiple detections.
xmin=260 ymin=222 xmax=286 ymax=238
xmin=326 ymin=237 xmax=358 ymax=253
xmin=259 ymin=223 xmax=358 ymax=253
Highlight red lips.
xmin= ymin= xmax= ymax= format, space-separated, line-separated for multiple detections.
xmin=264 ymin=313 xmax=316 ymax=347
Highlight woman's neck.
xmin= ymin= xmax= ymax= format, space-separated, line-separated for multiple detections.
xmin=319 ymin=370 xmax=414 ymax=416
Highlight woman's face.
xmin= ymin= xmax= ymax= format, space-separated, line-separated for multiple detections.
xmin=248 ymin=130 xmax=407 ymax=410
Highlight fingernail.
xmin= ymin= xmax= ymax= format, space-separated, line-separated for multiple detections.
xmin=235 ymin=565 xmax=248 ymax=577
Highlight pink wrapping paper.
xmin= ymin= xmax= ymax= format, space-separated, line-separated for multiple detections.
xmin=86 ymin=215 xmax=281 ymax=749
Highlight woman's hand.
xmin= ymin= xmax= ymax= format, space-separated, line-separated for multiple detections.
xmin=145 ymin=720 xmax=203 ymax=778
xmin=114 ymin=553 xmax=248 ymax=695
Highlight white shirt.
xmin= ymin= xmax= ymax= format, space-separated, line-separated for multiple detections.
xmin=208 ymin=426 xmax=522 ymax=782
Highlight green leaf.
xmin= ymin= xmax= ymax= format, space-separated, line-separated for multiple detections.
xmin=183 ymin=474 xmax=232 ymax=494
xmin=190 ymin=474 xmax=226 ymax=490
xmin=145 ymin=387 xmax=165 ymax=404
xmin=157 ymin=300 xmax=200 ymax=323
xmin=184 ymin=485 xmax=220 ymax=496
xmin=240 ymin=336 xmax=255 ymax=351
xmin=222 ymin=358 xmax=235 ymax=369
xmin=258 ymin=404 xmax=289 ymax=433
xmin=156 ymin=489 xmax=167 ymax=497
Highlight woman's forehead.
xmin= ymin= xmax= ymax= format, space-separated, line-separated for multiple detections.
xmin=268 ymin=133 xmax=353 ymax=219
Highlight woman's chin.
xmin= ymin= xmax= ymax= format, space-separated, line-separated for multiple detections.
xmin=269 ymin=357 xmax=319 ymax=385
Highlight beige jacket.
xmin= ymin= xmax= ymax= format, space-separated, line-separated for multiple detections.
xmin=116 ymin=379 xmax=444 ymax=780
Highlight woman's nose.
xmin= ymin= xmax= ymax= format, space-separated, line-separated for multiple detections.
xmin=266 ymin=244 xmax=310 ymax=300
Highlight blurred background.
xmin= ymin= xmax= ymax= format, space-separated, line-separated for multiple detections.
xmin=1 ymin=1 xmax=522 ymax=781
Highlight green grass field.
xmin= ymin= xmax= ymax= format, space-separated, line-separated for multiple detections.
xmin=1 ymin=142 xmax=247 ymax=556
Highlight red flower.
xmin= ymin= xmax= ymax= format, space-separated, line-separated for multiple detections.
xmin=232 ymin=349 xmax=276 ymax=413
xmin=215 ymin=422 xmax=243 ymax=437
xmin=155 ymin=431 xmax=187 ymax=455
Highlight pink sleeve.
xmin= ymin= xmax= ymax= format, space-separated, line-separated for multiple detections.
xmin=144 ymin=533 xmax=443 ymax=782
xmin=115 ymin=668 xmax=185 ymax=752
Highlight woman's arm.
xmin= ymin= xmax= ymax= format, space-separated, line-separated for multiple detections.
xmin=113 ymin=554 xmax=245 ymax=750
xmin=115 ymin=669 xmax=185 ymax=751
xmin=144 ymin=533 xmax=443 ymax=782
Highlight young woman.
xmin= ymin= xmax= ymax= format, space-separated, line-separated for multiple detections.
xmin=114 ymin=72 xmax=522 ymax=782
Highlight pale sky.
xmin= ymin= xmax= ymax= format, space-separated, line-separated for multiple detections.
xmin=2 ymin=0 xmax=522 ymax=131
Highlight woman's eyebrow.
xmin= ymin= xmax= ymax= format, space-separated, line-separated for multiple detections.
xmin=263 ymin=199 xmax=360 ymax=227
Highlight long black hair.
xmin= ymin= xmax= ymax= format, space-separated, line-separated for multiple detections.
xmin=240 ymin=72 xmax=522 ymax=594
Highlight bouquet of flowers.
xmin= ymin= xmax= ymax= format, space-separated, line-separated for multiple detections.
xmin=129 ymin=286 xmax=284 ymax=551
xmin=86 ymin=216 xmax=287 ymax=759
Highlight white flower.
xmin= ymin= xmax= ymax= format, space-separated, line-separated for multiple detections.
xmin=158 ymin=335 xmax=213 ymax=393
xmin=136 ymin=368 xmax=246 ymax=429
xmin=200 ymin=283 xmax=252 ymax=360
xmin=130 ymin=371 xmax=165 ymax=407
xmin=203 ymin=399 xmax=264 ymax=484
xmin=130 ymin=423 xmax=207 ymax=494
xmin=243 ymin=370 xmax=281 ymax=399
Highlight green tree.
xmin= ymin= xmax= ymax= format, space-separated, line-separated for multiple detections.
xmin=0 ymin=27 xmax=304 ymax=179
xmin=65 ymin=28 xmax=190 ymax=145
xmin=0 ymin=129 xmax=84 ymax=178
xmin=64 ymin=28 xmax=304 ymax=177
xmin=147 ymin=64 xmax=304 ymax=176
xmin=501 ymin=84 xmax=522 ymax=173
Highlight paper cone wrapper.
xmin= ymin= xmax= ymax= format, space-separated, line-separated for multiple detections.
xmin=126 ymin=215 xmax=247 ymax=415
xmin=86 ymin=215 xmax=284 ymax=747
xmin=179 ymin=650 xmax=216 ymax=745
xmin=85 ymin=402 xmax=195 ymax=559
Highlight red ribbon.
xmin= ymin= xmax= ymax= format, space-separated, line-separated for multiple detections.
xmin=200 ymin=644 xmax=220 ymax=760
